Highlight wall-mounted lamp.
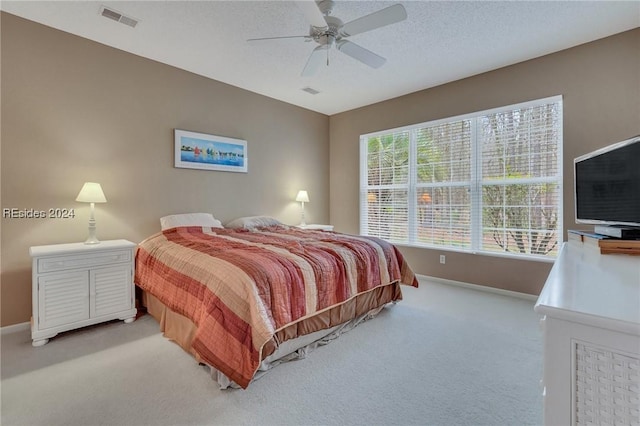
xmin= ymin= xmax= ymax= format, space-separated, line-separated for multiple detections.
xmin=295 ymin=190 xmax=310 ymax=226
xmin=76 ymin=182 xmax=107 ymax=244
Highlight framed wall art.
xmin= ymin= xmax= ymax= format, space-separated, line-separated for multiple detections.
xmin=174 ymin=129 xmax=247 ymax=173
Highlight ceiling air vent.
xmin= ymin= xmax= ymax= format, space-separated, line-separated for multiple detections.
xmin=302 ymin=87 xmax=321 ymax=95
xmin=99 ymin=5 xmax=139 ymax=28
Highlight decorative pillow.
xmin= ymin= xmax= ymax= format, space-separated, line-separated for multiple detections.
xmin=160 ymin=213 xmax=223 ymax=230
xmin=224 ymin=216 xmax=283 ymax=230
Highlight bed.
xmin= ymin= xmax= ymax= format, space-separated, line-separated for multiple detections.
xmin=134 ymin=215 xmax=418 ymax=389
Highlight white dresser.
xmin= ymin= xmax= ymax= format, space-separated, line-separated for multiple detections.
xmin=30 ymin=239 xmax=137 ymax=346
xmin=535 ymin=242 xmax=640 ymax=426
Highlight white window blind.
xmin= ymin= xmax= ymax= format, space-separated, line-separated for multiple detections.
xmin=362 ymin=130 xmax=410 ymax=242
xmin=360 ymin=96 xmax=563 ymax=259
xmin=415 ymin=120 xmax=472 ymax=249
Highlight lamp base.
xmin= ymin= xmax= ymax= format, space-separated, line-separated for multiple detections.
xmin=300 ymin=202 xmax=306 ymax=227
xmin=85 ymin=217 xmax=100 ymax=244
xmin=84 ymin=236 xmax=100 ymax=245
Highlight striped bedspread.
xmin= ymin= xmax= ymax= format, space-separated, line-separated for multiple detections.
xmin=135 ymin=225 xmax=418 ymax=388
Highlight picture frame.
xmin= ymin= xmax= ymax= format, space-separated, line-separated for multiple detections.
xmin=174 ymin=129 xmax=247 ymax=173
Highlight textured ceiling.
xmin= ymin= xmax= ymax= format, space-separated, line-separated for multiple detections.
xmin=2 ymin=1 xmax=639 ymax=115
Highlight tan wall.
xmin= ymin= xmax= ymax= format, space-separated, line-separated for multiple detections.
xmin=0 ymin=13 xmax=330 ymax=326
xmin=329 ymin=28 xmax=640 ymax=295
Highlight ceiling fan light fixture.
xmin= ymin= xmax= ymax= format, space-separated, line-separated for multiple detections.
xmin=326 ymin=34 xmax=336 ymax=48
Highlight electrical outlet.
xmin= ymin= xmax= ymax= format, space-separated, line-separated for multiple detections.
xmin=439 ymin=255 xmax=446 ymax=264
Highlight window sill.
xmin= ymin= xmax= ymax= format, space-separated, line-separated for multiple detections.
xmin=389 ymin=242 xmax=557 ymax=263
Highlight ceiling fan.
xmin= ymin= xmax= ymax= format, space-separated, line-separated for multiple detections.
xmin=248 ymin=0 xmax=407 ymax=76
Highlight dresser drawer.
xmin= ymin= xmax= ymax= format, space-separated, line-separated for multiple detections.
xmin=37 ymin=249 xmax=132 ymax=273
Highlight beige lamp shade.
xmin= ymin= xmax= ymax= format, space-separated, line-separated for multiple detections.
xmin=295 ymin=190 xmax=309 ymax=203
xmin=76 ymin=182 xmax=107 ymax=203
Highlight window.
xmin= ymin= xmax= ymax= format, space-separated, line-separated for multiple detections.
xmin=360 ymin=96 xmax=562 ymax=259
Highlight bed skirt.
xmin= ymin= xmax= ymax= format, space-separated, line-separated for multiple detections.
xmin=140 ymin=281 xmax=402 ymax=388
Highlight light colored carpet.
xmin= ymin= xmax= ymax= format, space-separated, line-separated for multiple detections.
xmin=1 ymin=278 xmax=542 ymax=426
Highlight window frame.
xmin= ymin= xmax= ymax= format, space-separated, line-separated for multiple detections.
xmin=360 ymin=95 xmax=563 ymax=261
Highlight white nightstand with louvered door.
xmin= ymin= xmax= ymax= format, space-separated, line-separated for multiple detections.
xmin=30 ymin=239 xmax=137 ymax=347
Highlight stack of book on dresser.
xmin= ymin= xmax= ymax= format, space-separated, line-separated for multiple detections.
xmin=568 ymin=229 xmax=640 ymax=255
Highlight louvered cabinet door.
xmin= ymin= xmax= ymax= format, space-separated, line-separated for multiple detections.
xmin=90 ymin=265 xmax=132 ymax=318
xmin=38 ymin=271 xmax=89 ymax=329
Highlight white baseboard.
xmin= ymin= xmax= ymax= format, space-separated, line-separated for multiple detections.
xmin=1 ymin=321 xmax=30 ymax=335
xmin=416 ymin=274 xmax=538 ymax=301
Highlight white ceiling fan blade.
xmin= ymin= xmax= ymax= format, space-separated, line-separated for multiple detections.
xmin=336 ymin=40 xmax=386 ymax=69
xmin=340 ymin=4 xmax=407 ymax=37
xmin=247 ymin=35 xmax=310 ymax=42
xmin=295 ymin=0 xmax=328 ymax=29
xmin=302 ymin=44 xmax=328 ymax=77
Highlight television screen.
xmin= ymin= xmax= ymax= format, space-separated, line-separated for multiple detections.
xmin=575 ymin=135 xmax=640 ymax=226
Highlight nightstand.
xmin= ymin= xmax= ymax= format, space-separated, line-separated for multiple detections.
xmin=30 ymin=239 xmax=137 ymax=347
xmin=296 ymin=224 xmax=334 ymax=231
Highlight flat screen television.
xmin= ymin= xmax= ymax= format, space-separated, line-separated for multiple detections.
xmin=574 ymin=135 xmax=640 ymax=228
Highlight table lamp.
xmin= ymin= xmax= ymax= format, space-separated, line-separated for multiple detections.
xmin=76 ymin=182 xmax=107 ymax=244
xmin=296 ymin=190 xmax=309 ymax=226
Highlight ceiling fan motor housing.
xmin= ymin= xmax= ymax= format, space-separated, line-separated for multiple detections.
xmin=310 ymin=15 xmax=343 ymax=47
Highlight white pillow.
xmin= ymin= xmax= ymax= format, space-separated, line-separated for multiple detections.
xmin=160 ymin=213 xmax=223 ymax=230
xmin=224 ymin=216 xmax=283 ymax=230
